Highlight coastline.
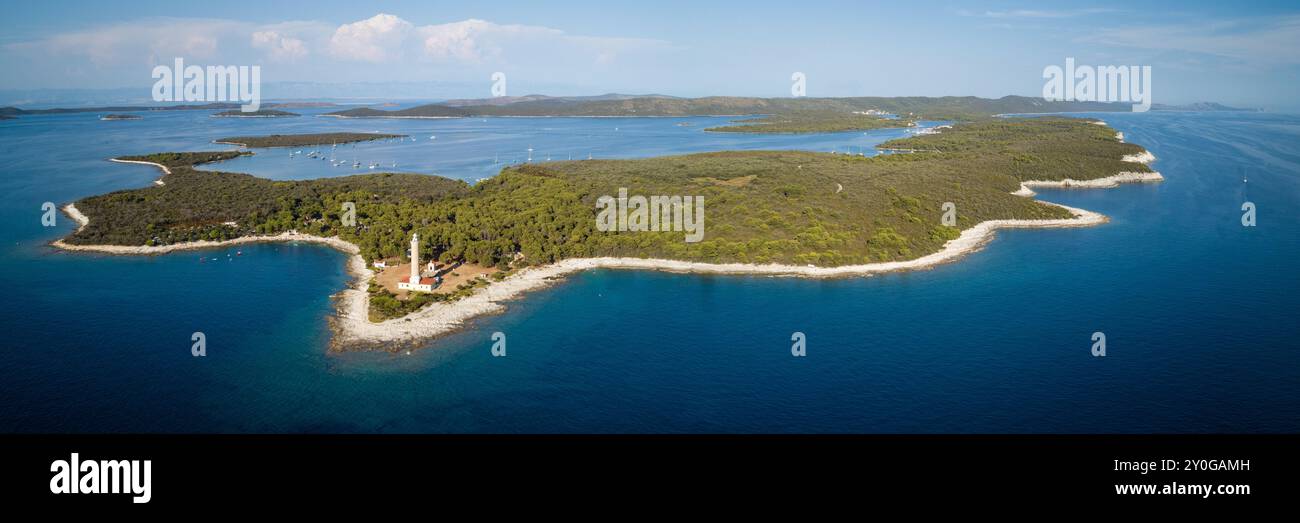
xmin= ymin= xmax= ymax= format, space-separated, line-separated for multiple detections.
xmin=108 ymin=158 xmax=171 ymax=185
xmin=51 ymin=216 xmax=359 ymax=256
xmin=328 ymin=200 xmax=1107 ymax=350
xmin=56 ymin=142 xmax=1159 ymax=352
xmin=1012 ymin=150 xmax=1161 ymax=196
xmin=52 ymin=198 xmax=1106 ymax=351
xmin=62 ymin=204 xmax=89 ymax=234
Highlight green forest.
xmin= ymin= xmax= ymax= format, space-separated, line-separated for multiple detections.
xmin=70 ymin=117 xmax=1149 ymax=270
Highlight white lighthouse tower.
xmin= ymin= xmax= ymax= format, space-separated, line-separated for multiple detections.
xmin=398 ymin=232 xmax=434 ymax=292
xmin=409 ymin=233 xmax=420 ymax=284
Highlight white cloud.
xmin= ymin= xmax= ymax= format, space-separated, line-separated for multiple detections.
xmin=327 ymin=13 xmax=672 ymax=65
xmin=0 ymin=13 xmax=676 ymax=89
xmin=419 ymin=19 xmax=496 ymax=62
xmin=6 ymin=17 xmax=329 ymax=67
xmin=30 ymin=17 xmax=242 ymax=67
xmin=328 ymin=13 xmax=414 ymax=62
xmin=252 ymin=31 xmax=308 ymax=61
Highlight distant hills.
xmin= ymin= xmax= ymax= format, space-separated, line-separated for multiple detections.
xmin=439 ymin=93 xmax=679 ymax=107
xmin=323 ymin=95 xmax=1254 ymax=120
xmin=1152 ymin=102 xmax=1256 ymax=112
xmin=0 ymin=96 xmax=1258 ymax=122
xmin=0 ymin=102 xmax=334 ymax=120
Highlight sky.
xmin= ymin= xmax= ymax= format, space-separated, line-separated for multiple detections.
xmin=2 ymin=0 xmax=1298 ymax=109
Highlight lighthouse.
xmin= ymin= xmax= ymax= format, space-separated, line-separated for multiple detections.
xmin=398 ymin=232 xmax=434 ymax=293
xmin=409 ymin=233 xmax=420 ymax=285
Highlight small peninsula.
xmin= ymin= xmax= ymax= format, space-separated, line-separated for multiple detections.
xmin=54 ymin=116 xmax=1159 ymax=350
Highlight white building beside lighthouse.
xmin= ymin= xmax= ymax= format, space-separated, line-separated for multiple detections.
xmin=397 ymin=232 xmax=435 ymax=293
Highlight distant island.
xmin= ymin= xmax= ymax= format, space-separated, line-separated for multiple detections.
xmin=214 ymin=132 xmax=405 ymax=148
xmin=1150 ymin=102 xmax=1256 ymax=112
xmin=100 ymin=114 xmax=143 ymax=121
xmin=0 ymin=102 xmax=337 ymax=121
xmin=320 ymin=94 xmax=1254 ymax=133
xmin=53 ymin=115 xmax=1160 ymax=349
xmin=323 ymin=94 xmax=1140 ymax=121
xmin=703 ymin=111 xmax=913 ymax=133
xmin=211 ymin=109 xmax=299 ymax=118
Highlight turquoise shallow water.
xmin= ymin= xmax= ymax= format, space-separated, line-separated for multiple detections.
xmin=0 ymin=109 xmax=1297 ymax=433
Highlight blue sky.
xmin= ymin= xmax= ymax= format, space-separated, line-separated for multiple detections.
xmin=3 ymin=0 xmax=1298 ymax=108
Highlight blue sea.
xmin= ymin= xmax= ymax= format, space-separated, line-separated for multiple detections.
xmin=1 ymin=107 xmax=1297 ymax=433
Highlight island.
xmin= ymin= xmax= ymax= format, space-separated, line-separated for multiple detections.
xmin=0 ymin=102 xmax=339 ymax=120
xmin=213 ymin=132 xmax=406 ymax=148
xmin=100 ymin=114 xmax=143 ymax=121
xmin=319 ymin=94 xmax=1154 ymax=133
xmin=211 ymin=109 xmax=299 ymax=118
xmin=53 ymin=116 xmax=1160 ymax=351
xmin=703 ymin=112 xmax=914 ymax=133
xmin=324 ymin=94 xmax=1130 ymax=122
